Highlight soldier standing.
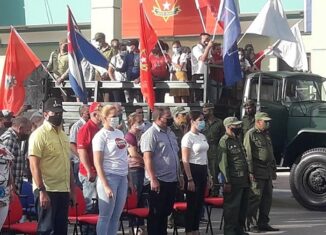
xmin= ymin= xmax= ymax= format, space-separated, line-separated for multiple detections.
xmin=244 ymin=112 xmax=279 ymax=232
xmin=202 ymin=103 xmax=224 ymax=196
xmin=242 ymin=100 xmax=256 ymax=135
xmin=218 ymin=117 xmax=249 ymax=235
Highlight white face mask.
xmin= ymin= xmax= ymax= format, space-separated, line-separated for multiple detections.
xmin=94 ymin=41 xmax=100 ymax=48
xmin=127 ymin=46 xmax=132 ymax=52
xmin=172 ymin=47 xmax=181 ymax=54
xmin=109 ymin=117 xmax=120 ymax=129
xmin=136 ymin=123 xmax=145 ymax=131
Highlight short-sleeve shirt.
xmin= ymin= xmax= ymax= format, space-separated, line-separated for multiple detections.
xmin=92 ymin=128 xmax=128 ymax=176
xmin=28 ymin=121 xmax=70 ymax=192
xmin=110 ymin=54 xmax=126 ymax=81
xmin=149 ymin=54 xmax=170 ymax=79
xmin=0 ymin=144 xmax=14 ymax=206
xmin=69 ymin=118 xmax=86 ymax=144
xmin=125 ymin=132 xmax=144 ymax=168
xmin=172 ymin=53 xmax=188 ymax=72
xmin=191 ymin=44 xmax=210 ymax=75
xmin=181 ymin=131 xmax=209 ymax=165
xmin=140 ymin=123 xmax=180 ymax=182
xmin=77 ymin=120 xmax=100 ymax=176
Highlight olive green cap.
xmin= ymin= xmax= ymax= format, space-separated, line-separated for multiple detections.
xmin=171 ymin=106 xmax=188 ymax=117
xmin=255 ymin=112 xmax=272 ymax=121
xmin=244 ymin=100 xmax=255 ymax=107
xmin=93 ymin=32 xmax=105 ymax=41
xmin=202 ymin=103 xmax=214 ymax=110
xmin=223 ymin=116 xmax=242 ymax=127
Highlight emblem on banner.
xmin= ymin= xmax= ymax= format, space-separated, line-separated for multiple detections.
xmin=140 ymin=50 xmax=148 ymax=71
xmin=5 ymin=75 xmax=17 ymax=89
xmin=152 ymin=0 xmax=181 ymax=22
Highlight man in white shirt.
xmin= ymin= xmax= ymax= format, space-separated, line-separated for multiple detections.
xmin=191 ymin=33 xmax=213 ymax=102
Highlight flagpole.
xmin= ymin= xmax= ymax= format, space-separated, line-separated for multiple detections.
xmin=194 ymin=0 xmax=207 ymax=33
xmin=212 ymin=20 xmax=219 ymax=41
xmin=237 ymin=33 xmax=246 ymax=46
xmin=252 ymin=40 xmax=280 ymax=65
xmin=41 ymin=64 xmax=67 ymax=96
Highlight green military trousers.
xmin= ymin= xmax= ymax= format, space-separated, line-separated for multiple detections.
xmin=223 ymin=185 xmax=249 ymax=235
xmin=246 ymin=178 xmax=273 ymax=228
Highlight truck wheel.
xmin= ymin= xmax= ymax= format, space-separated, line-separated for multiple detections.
xmin=289 ymin=148 xmax=326 ymax=211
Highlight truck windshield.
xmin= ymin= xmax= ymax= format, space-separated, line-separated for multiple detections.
xmin=285 ymin=78 xmax=326 ymax=102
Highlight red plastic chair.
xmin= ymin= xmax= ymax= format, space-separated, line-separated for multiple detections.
xmin=172 ymin=201 xmax=187 ymax=235
xmin=68 ymin=186 xmax=98 ymax=235
xmin=204 ymin=187 xmax=224 ymax=235
xmin=2 ymin=193 xmax=37 ymax=235
xmin=124 ymin=190 xmax=149 ymax=235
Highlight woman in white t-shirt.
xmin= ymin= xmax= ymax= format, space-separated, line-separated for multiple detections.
xmin=181 ymin=111 xmax=212 ymax=235
xmin=93 ymin=105 xmax=129 ymax=235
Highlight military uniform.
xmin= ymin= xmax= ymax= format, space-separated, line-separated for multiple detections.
xmin=202 ymin=117 xmax=224 ymax=195
xmin=218 ymin=117 xmax=249 ymax=235
xmin=243 ymin=115 xmax=277 ymax=231
xmin=47 ymin=50 xmax=69 ymax=80
xmin=242 ymin=115 xmax=255 ymax=136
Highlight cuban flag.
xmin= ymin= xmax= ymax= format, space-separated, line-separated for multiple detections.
xmin=217 ymin=0 xmax=242 ymax=86
xmin=67 ymin=8 xmax=109 ymax=103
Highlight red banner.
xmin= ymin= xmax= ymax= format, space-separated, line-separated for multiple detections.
xmin=139 ymin=2 xmax=158 ymax=110
xmin=122 ymin=0 xmax=222 ymax=38
xmin=0 ymin=28 xmax=41 ymax=114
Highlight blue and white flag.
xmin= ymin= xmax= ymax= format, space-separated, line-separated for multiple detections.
xmin=67 ymin=8 xmax=109 ymax=103
xmin=217 ymin=0 xmax=242 ymax=86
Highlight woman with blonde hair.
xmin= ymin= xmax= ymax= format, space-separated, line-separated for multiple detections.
xmin=93 ymin=105 xmax=129 ymax=235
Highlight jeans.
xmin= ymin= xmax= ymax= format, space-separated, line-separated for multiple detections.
xmin=34 ymin=191 xmax=70 ymax=235
xmin=79 ymin=173 xmax=97 ymax=213
xmin=147 ymin=181 xmax=177 ymax=235
xmin=0 ymin=204 xmax=9 ymax=230
xmin=96 ymin=174 xmax=128 ymax=235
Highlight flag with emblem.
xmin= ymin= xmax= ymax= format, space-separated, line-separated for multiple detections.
xmin=139 ymin=1 xmax=158 ymax=110
xmin=0 ymin=27 xmax=41 ymax=115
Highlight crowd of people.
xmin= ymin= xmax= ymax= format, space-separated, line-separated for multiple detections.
xmin=47 ymin=32 xmax=264 ymax=104
xmin=0 ymin=97 xmax=280 ymax=235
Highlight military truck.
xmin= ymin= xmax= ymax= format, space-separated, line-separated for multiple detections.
xmin=243 ymin=71 xmax=326 ymax=211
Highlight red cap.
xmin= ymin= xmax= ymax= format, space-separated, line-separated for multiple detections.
xmin=89 ymin=102 xmax=101 ymax=113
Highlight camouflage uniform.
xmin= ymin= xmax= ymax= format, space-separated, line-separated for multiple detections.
xmin=243 ymin=112 xmax=277 ymax=230
xmin=218 ymin=117 xmax=249 ymax=235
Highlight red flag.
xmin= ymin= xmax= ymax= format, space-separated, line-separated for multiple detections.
xmin=206 ymin=0 xmax=220 ymax=17
xmin=139 ymin=1 xmax=158 ymax=110
xmin=0 ymin=27 xmax=41 ymax=115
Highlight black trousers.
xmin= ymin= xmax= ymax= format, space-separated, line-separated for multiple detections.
xmin=147 ymin=181 xmax=177 ymax=235
xmin=185 ymin=164 xmax=207 ymax=232
xmin=35 ymin=191 xmax=70 ymax=235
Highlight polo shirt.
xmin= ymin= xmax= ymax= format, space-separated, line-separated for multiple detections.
xmin=140 ymin=123 xmax=179 ymax=182
xmin=77 ymin=119 xmax=100 ymax=176
xmin=28 ymin=121 xmax=70 ymax=192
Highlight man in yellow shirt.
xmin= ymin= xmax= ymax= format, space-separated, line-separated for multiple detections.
xmin=29 ymin=97 xmax=74 ymax=235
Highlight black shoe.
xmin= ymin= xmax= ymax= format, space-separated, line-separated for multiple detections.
xmin=249 ymin=226 xmax=262 ymax=233
xmin=258 ymin=225 xmax=279 ymax=231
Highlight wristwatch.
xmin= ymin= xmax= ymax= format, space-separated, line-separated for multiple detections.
xmin=37 ymin=186 xmax=46 ymax=192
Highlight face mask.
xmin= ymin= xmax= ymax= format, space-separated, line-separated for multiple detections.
xmin=120 ymin=51 xmax=127 ymax=57
xmin=136 ymin=123 xmax=145 ymax=131
xmin=48 ymin=115 xmax=63 ymax=127
xmin=110 ymin=117 xmax=120 ymax=129
xmin=3 ymin=121 xmax=12 ymax=128
xmin=231 ymin=128 xmax=242 ymax=137
xmin=127 ymin=46 xmax=132 ymax=52
xmin=172 ymin=48 xmax=181 ymax=54
xmin=19 ymin=134 xmax=30 ymax=141
xmin=166 ymin=118 xmax=174 ymax=127
xmin=197 ymin=120 xmax=206 ymax=131
xmin=94 ymin=41 xmax=100 ymax=48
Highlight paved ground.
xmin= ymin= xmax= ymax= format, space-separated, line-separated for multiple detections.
xmin=68 ymin=172 xmax=326 ymax=234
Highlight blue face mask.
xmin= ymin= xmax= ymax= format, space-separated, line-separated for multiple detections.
xmin=197 ymin=120 xmax=206 ymax=131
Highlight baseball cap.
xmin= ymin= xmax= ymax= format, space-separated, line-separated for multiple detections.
xmin=244 ymin=100 xmax=255 ymax=107
xmin=89 ymin=102 xmax=102 ymax=113
xmin=93 ymin=32 xmax=105 ymax=41
xmin=171 ymin=106 xmax=188 ymax=117
xmin=202 ymin=103 xmax=214 ymax=110
xmin=43 ymin=98 xmax=65 ymax=113
xmin=0 ymin=110 xmax=14 ymax=118
xmin=255 ymin=112 xmax=272 ymax=121
xmin=223 ymin=117 xmax=242 ymax=127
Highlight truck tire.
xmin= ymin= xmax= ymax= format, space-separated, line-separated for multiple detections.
xmin=289 ymin=148 xmax=326 ymax=211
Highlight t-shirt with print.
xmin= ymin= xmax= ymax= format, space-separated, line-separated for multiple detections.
xmin=92 ymin=128 xmax=128 ymax=176
xmin=0 ymin=144 xmax=14 ymax=206
xmin=181 ymin=131 xmax=209 ymax=165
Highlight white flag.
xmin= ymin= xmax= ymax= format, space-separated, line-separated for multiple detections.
xmin=273 ymin=23 xmax=308 ymax=71
xmin=245 ymin=0 xmax=296 ymax=42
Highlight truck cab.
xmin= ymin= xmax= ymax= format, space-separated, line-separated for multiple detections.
xmin=243 ymin=71 xmax=326 ymax=210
